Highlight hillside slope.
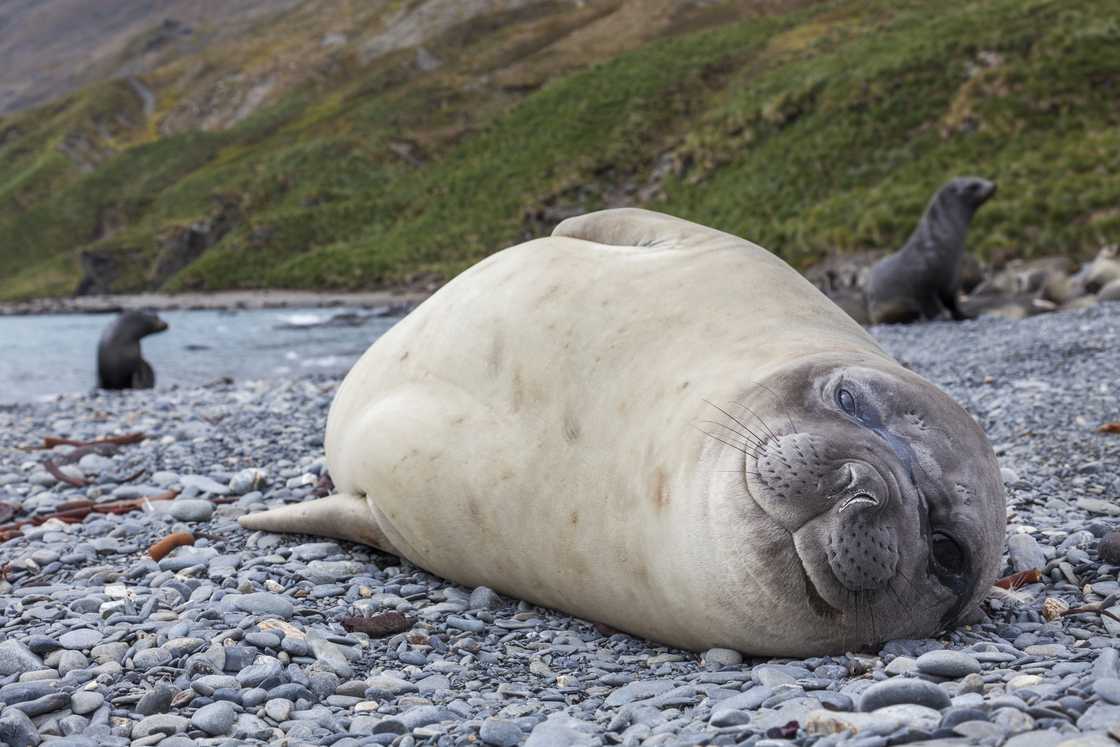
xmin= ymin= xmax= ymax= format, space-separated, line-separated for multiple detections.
xmin=0 ymin=0 xmax=1117 ymax=300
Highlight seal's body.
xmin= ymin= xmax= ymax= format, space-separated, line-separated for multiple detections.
xmin=867 ymin=177 xmax=996 ymax=324
xmin=96 ymin=310 xmax=168 ymax=390
xmin=241 ymin=209 xmax=1005 ymax=655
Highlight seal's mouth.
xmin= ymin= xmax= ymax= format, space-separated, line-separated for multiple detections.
xmin=838 ymin=492 xmax=877 ymax=513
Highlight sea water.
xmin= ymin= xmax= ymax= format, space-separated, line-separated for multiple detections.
xmin=0 ymin=307 xmax=401 ymax=403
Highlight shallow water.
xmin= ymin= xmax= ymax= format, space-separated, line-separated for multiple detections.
xmin=0 ymin=307 xmax=400 ymax=403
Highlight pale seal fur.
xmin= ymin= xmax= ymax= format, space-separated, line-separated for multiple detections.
xmin=240 ymin=209 xmax=1006 ymax=655
xmin=867 ymin=177 xmax=996 ymax=324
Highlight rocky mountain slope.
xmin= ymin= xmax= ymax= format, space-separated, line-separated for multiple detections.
xmin=0 ymin=0 xmax=1117 ymax=300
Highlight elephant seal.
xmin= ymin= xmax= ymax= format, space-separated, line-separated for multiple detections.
xmin=240 ymin=209 xmax=1005 ymax=655
xmin=867 ymin=177 xmax=996 ymax=324
xmin=96 ymin=310 xmax=169 ymax=390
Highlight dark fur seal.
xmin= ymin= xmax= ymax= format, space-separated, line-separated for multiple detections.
xmin=867 ymin=177 xmax=996 ymax=324
xmin=96 ymin=310 xmax=169 ymax=390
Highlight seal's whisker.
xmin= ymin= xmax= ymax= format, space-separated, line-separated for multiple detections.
xmin=691 ymin=425 xmax=757 ymax=458
xmin=730 ymin=401 xmax=779 ymax=441
xmin=700 ymin=400 xmax=768 ymax=450
xmin=697 ymin=418 xmax=765 ymax=452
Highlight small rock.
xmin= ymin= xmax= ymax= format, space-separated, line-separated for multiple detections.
xmin=0 ymin=708 xmax=40 ymax=747
xmin=192 ymin=700 xmax=237 ymax=736
xmin=229 ymin=468 xmax=267 ymax=494
xmin=859 ymin=678 xmax=951 ymax=711
xmin=234 ymin=592 xmax=294 ymax=619
xmin=703 ymin=647 xmax=743 ymax=668
xmin=915 ymin=650 xmax=981 ymax=678
xmin=1077 ymin=703 xmax=1120 ymax=731
xmin=132 ymin=713 xmax=190 ymax=739
xmin=0 ymin=640 xmax=43 ymax=676
xmin=180 ymin=475 xmax=231 ymax=495
xmin=1008 ymin=533 xmax=1046 ymax=572
xmin=480 ymin=717 xmax=523 ymax=746
xmin=166 ymin=499 xmax=214 ymax=522
xmin=1099 ymin=531 xmax=1120 ymax=565
xmin=469 ymin=585 xmax=502 ymax=610
xmin=1093 ymin=677 xmax=1120 ymax=705
xmin=58 ymin=629 xmax=101 ymax=651
xmin=136 ymin=681 xmax=177 ymax=715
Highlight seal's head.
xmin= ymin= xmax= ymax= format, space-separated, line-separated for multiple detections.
xmin=111 ymin=310 xmax=169 ymax=341
xmin=943 ymin=176 xmax=997 ymax=214
xmin=709 ymin=353 xmax=1004 ymax=654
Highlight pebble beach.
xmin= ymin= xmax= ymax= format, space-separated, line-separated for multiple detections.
xmin=1 ymin=305 xmax=1119 ymax=747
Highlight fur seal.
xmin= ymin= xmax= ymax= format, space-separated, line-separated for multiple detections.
xmin=96 ymin=310 xmax=169 ymax=390
xmin=240 ymin=208 xmax=1006 ymax=655
xmin=867 ymin=177 xmax=996 ymax=324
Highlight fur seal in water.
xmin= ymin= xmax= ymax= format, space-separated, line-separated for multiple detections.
xmin=240 ymin=209 xmax=1005 ymax=655
xmin=867 ymin=177 xmax=996 ymax=324
xmin=96 ymin=310 xmax=168 ymax=390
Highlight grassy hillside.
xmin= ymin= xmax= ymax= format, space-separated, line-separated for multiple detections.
xmin=0 ymin=0 xmax=1117 ymax=300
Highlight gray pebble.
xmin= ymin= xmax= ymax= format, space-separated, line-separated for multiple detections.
xmin=0 ymin=708 xmax=40 ymax=747
xmin=166 ymin=498 xmax=215 ymax=522
xmin=915 ymin=650 xmax=981 ymax=678
xmin=480 ymin=717 xmax=523 ymax=746
xmin=859 ymin=678 xmax=951 ymax=712
xmin=131 ymin=713 xmax=191 ymax=739
xmin=233 ymin=592 xmax=294 ymax=619
xmin=58 ymin=629 xmax=101 ymax=651
xmin=0 ymin=640 xmax=43 ymax=676
xmin=191 ymin=700 xmax=238 ymax=735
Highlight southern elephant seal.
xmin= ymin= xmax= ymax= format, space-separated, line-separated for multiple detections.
xmin=240 ymin=208 xmax=1006 ymax=655
xmin=96 ymin=310 xmax=168 ymax=390
xmin=867 ymin=177 xmax=996 ymax=324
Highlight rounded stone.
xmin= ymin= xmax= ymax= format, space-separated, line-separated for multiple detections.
xmin=859 ymin=678 xmax=952 ymax=712
xmin=1092 ymin=678 xmax=1120 ymax=706
xmin=70 ymin=691 xmax=105 ymax=716
xmin=703 ymin=647 xmax=744 ymax=668
xmin=479 ymin=717 xmax=523 ymax=746
xmin=0 ymin=641 xmax=43 ymax=676
xmin=132 ymin=713 xmax=190 ymax=739
xmin=166 ymin=499 xmax=215 ymax=523
xmin=58 ymin=629 xmax=102 ymax=651
xmin=915 ymin=650 xmax=981 ymax=678
xmin=233 ymin=592 xmax=294 ymax=619
xmin=191 ymin=700 xmax=237 ymax=735
xmin=1098 ymin=531 xmax=1120 ymax=565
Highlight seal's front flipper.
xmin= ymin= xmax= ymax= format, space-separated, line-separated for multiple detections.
xmin=238 ymin=493 xmax=400 ymax=556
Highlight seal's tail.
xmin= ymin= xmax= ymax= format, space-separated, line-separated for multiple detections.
xmin=238 ymin=493 xmax=399 ymax=555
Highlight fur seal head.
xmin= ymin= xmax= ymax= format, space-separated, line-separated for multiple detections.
xmin=943 ymin=176 xmax=997 ymax=215
xmin=710 ymin=353 xmax=1004 ymax=651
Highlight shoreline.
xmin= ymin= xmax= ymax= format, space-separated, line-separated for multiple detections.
xmin=0 ymin=288 xmax=433 ymax=316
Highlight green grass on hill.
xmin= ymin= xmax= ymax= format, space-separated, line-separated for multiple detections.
xmin=0 ymin=0 xmax=1117 ymax=300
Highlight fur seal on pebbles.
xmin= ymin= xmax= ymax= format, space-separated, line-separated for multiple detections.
xmin=241 ymin=208 xmax=1005 ymax=655
xmin=867 ymin=177 xmax=996 ymax=324
xmin=96 ymin=310 xmax=168 ymax=390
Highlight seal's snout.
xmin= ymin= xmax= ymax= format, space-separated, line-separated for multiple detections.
xmin=827 ymin=510 xmax=900 ymax=592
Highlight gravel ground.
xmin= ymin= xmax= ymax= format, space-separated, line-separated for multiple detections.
xmin=1 ymin=304 xmax=1119 ymax=747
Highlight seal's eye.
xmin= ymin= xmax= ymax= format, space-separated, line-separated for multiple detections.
xmin=837 ymin=388 xmax=857 ymax=416
xmin=931 ymin=531 xmax=965 ymax=575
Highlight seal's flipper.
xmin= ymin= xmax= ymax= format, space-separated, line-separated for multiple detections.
xmin=238 ymin=493 xmax=400 ymax=556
